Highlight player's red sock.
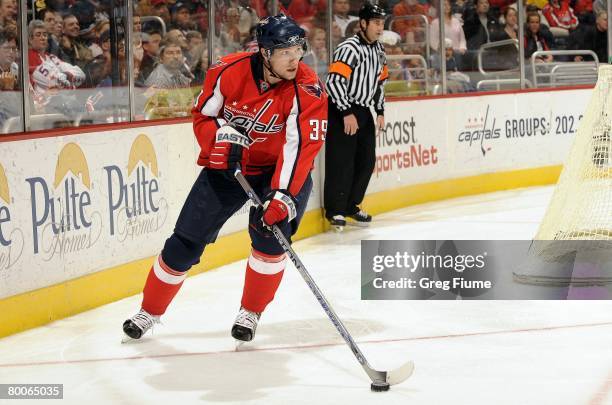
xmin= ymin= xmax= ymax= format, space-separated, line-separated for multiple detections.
xmin=142 ymin=255 xmax=188 ymax=316
xmin=241 ymin=249 xmax=287 ymax=313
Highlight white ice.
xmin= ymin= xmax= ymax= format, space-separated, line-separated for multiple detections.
xmin=1 ymin=185 xmax=612 ymax=405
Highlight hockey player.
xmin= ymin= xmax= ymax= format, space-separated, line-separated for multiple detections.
xmin=123 ymin=14 xmax=327 ymax=343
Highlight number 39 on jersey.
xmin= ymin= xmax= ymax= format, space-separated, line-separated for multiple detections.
xmin=309 ymin=119 xmax=327 ymax=141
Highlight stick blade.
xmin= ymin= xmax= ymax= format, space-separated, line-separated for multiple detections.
xmin=386 ymin=361 xmax=415 ymax=386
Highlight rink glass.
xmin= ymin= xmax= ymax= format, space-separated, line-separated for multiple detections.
xmin=0 ymin=0 xmax=604 ymax=133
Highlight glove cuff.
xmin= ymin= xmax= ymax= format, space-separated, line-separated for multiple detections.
xmin=215 ymin=125 xmax=251 ymax=148
xmin=272 ymin=190 xmax=297 ymax=222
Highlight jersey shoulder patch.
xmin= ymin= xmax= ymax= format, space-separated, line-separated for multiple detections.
xmin=299 ymin=82 xmax=324 ymax=99
xmin=295 ymin=63 xmax=326 ymax=99
xmin=209 ymin=52 xmax=251 ymax=71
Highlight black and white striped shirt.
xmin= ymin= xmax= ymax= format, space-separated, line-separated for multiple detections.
xmin=325 ymin=34 xmax=389 ymax=116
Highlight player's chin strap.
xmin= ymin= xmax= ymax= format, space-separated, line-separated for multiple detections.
xmin=263 ymin=49 xmax=283 ymax=80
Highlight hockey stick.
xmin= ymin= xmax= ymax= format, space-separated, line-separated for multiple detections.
xmin=234 ymin=167 xmax=414 ymax=388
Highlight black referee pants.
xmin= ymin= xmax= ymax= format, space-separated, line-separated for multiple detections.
xmin=324 ymin=102 xmax=376 ymax=219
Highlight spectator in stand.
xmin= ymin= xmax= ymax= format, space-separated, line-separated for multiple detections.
xmin=170 ymin=1 xmax=196 ymax=34
xmin=0 ymin=0 xmax=16 ymax=28
xmin=380 ymin=31 xmax=412 ymax=81
xmin=189 ymin=43 xmax=208 ymax=85
xmin=452 ymin=0 xmax=468 ymax=14
xmin=89 ymin=19 xmax=111 ymax=58
xmin=28 ymin=20 xmax=85 ymax=111
xmin=332 ymin=20 xmax=344 ymax=43
xmin=492 ymin=6 xmax=518 ymax=40
xmin=69 ymin=1 xmax=99 ymax=47
xmin=333 ymin=0 xmax=359 ymax=36
xmin=99 ymin=31 xmax=128 ymax=86
xmin=60 ymin=14 xmax=94 ymax=69
xmin=311 ymin=26 xmax=328 ymax=59
xmin=52 ymin=8 xmax=64 ymax=33
xmin=303 ymin=26 xmax=328 ymax=79
xmin=185 ymin=30 xmax=203 ymax=67
xmin=235 ymin=0 xmax=260 ymax=40
xmin=571 ymin=0 xmax=594 ymax=24
xmin=463 ymin=0 xmax=500 ymax=50
xmin=542 ymin=0 xmax=579 ymax=31
xmin=134 ymin=14 xmax=142 ymax=33
xmin=84 ymin=30 xmax=113 ymax=88
xmin=41 ymin=9 xmax=65 ymax=59
xmin=392 ymin=0 xmax=429 ymax=41
xmin=279 ymin=0 xmax=327 ymax=28
xmin=526 ymin=3 xmax=555 ymax=44
xmin=133 ymin=32 xmax=144 ymax=84
xmin=139 ymin=31 xmax=162 ymax=82
xmin=0 ymin=29 xmax=18 ymax=90
xmin=149 ymin=0 xmax=172 ymax=31
xmin=29 ymin=20 xmax=50 ymax=76
xmin=422 ymin=0 xmax=439 ymax=20
xmin=249 ymin=0 xmax=270 ymax=18
xmin=430 ymin=0 xmax=467 ymax=55
xmin=345 ymin=19 xmax=361 ymax=36
xmin=568 ymin=10 xmax=607 ymax=61
xmin=79 ymin=29 xmax=128 ymax=114
xmin=165 ymin=29 xmax=192 ymax=78
xmin=143 ymin=40 xmax=194 ymax=119
xmin=489 ymin=0 xmax=513 ymax=15
xmin=186 ymin=30 xmax=203 ymax=50
xmin=31 ymin=20 xmax=75 ymax=75
xmin=189 ymin=0 xmax=212 ymax=34
xmin=0 ymin=27 xmax=18 ymax=125
xmin=219 ymin=7 xmax=243 ymax=53
xmin=524 ymin=11 xmax=553 ymax=61
xmin=431 ymin=37 xmax=474 ymax=91
xmin=166 ymin=28 xmax=189 ymax=54
xmin=593 ymin=0 xmax=606 ymax=14
xmin=242 ymin=24 xmax=259 ymax=51
xmin=145 ymin=40 xmax=192 ymax=88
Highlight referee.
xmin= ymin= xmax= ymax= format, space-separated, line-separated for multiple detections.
xmin=324 ymin=1 xmax=388 ymax=231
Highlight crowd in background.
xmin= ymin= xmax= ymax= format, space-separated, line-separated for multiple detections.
xmin=0 ymin=0 xmax=607 ymax=129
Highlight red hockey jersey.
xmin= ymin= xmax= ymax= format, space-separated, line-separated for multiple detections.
xmin=192 ymin=52 xmax=327 ymax=196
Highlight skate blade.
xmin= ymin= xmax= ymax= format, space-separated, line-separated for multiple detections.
xmin=121 ymin=333 xmax=135 ymax=344
xmin=346 ymin=220 xmax=370 ymax=228
xmin=234 ymin=340 xmax=246 ymax=351
xmin=332 ymin=225 xmax=344 ymax=233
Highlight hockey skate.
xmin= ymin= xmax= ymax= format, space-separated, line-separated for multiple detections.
xmin=122 ymin=309 xmax=160 ymax=342
xmin=328 ymin=215 xmax=346 ymax=232
xmin=347 ymin=210 xmax=372 ymax=227
xmin=231 ymin=307 xmax=261 ymax=346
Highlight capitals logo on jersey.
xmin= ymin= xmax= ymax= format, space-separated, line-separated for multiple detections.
xmin=223 ymin=99 xmax=284 ymax=137
xmin=299 ymin=83 xmax=323 ymax=99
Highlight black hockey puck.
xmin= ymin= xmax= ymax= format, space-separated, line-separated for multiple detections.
xmin=370 ymin=381 xmax=390 ymax=392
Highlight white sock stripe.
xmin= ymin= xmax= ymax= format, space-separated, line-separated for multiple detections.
xmin=251 ymin=250 xmax=286 ymax=263
xmin=248 ymin=253 xmax=287 ymax=275
xmin=153 ymin=256 xmax=188 ymax=285
xmin=158 ymin=256 xmax=186 ymax=276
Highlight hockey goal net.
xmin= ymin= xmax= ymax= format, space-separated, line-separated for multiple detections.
xmin=514 ymin=65 xmax=612 ymax=286
xmin=537 ymin=65 xmax=612 ymax=241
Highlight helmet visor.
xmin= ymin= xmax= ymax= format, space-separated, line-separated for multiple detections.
xmin=271 ymin=44 xmax=306 ymax=61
